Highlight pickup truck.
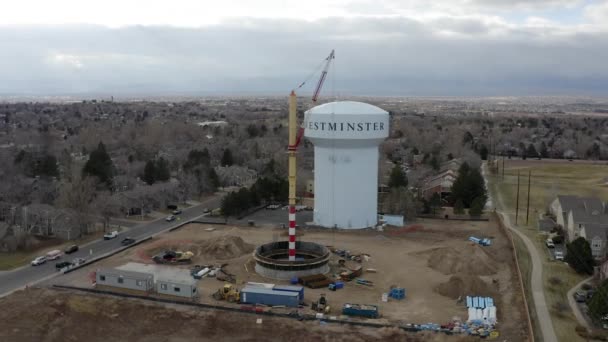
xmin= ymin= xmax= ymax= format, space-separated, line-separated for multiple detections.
xmin=103 ymin=231 xmax=119 ymax=240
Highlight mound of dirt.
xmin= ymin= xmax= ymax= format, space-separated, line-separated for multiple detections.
xmin=198 ymin=235 xmax=254 ymax=260
xmin=425 ymin=245 xmax=497 ymax=276
xmin=435 ymin=275 xmax=496 ymax=299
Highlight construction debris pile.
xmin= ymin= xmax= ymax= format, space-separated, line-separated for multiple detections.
xmin=190 ymin=264 xmax=236 ymax=283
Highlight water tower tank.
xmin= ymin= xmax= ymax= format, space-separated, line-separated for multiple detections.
xmin=304 ymin=101 xmax=389 ymax=229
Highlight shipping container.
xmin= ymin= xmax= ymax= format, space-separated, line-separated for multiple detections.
xmin=273 ymin=285 xmax=304 ymax=301
xmin=241 ymin=287 xmax=300 ymax=307
xmin=342 ymin=303 xmax=379 ymax=318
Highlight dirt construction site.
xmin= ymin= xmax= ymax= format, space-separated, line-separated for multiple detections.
xmin=1 ymin=216 xmax=529 ymax=341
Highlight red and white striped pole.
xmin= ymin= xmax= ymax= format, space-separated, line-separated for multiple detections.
xmin=287 ymin=91 xmax=298 ymax=261
xmin=288 ymin=206 xmax=296 ymax=260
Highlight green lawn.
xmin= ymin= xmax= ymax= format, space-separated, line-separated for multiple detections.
xmin=487 ymin=160 xmax=605 ymax=341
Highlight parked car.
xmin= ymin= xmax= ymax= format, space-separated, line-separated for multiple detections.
xmin=55 ymin=261 xmax=73 ymax=270
xmin=103 ymin=231 xmax=118 ymax=240
xmin=31 ymin=256 xmax=47 ymax=266
xmin=172 ymin=209 xmax=182 ymax=215
xmin=554 ymin=250 xmax=564 ymax=261
xmin=46 ymin=250 xmax=62 ymax=260
xmin=121 ymin=237 xmax=136 ymax=246
xmin=165 ymin=215 xmax=176 ymax=222
xmin=545 ymin=239 xmax=555 ymax=248
xmin=203 ymin=208 xmax=210 ymax=213
xmin=574 ymin=291 xmax=587 ymax=303
xmin=72 ymin=258 xmax=86 ymax=265
xmin=64 ymin=245 xmax=79 ymax=254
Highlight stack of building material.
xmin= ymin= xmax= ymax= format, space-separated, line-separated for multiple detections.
xmin=299 ymin=274 xmax=333 ymax=289
xmin=389 ymin=287 xmax=406 ymax=300
xmin=465 ymin=296 xmax=497 ymax=324
xmin=468 ymin=236 xmax=492 ymax=246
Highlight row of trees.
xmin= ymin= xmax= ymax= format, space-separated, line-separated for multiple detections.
xmin=221 ymin=176 xmax=288 ymax=217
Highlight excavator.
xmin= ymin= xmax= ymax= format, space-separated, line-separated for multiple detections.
xmin=212 ymin=284 xmax=240 ymax=303
xmin=311 ymin=294 xmax=330 ymax=314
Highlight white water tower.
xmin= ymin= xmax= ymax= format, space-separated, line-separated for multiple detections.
xmin=304 ymin=101 xmax=389 ymax=229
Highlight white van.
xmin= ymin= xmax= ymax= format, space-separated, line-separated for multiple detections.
xmin=46 ymin=249 xmax=62 ymax=260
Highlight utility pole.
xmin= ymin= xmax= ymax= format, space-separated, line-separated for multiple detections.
xmin=526 ymin=170 xmax=531 ymax=225
xmin=502 ymin=155 xmax=505 ymax=180
xmin=515 ymin=171 xmax=520 ymax=225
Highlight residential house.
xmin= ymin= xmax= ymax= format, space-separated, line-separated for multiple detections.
xmin=440 ymin=159 xmax=462 ymax=173
xmin=580 ymin=223 xmax=608 ymax=259
xmin=421 ymin=169 xmax=457 ymax=201
xmin=550 ymin=195 xmax=606 ymax=233
xmin=550 ymin=195 xmax=582 ymax=228
xmin=565 ymin=198 xmax=607 ymax=242
xmin=600 ymin=259 xmax=608 ymax=281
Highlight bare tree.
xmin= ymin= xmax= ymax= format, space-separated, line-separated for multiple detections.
xmin=56 ymin=175 xmax=96 ymax=236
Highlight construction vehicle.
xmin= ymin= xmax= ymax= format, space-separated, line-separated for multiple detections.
xmin=311 ymin=294 xmax=330 ymax=314
xmin=212 ymin=284 xmax=240 ymax=303
xmin=152 ymin=250 xmax=194 ymax=264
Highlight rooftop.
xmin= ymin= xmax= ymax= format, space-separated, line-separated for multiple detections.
xmin=117 ymin=262 xmax=195 ymax=286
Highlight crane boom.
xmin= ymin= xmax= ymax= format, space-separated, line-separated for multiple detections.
xmin=293 ymin=49 xmax=335 ymax=149
xmin=312 ymin=49 xmax=335 ymax=104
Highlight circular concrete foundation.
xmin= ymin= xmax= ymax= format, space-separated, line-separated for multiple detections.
xmin=253 ymin=241 xmax=330 ymax=280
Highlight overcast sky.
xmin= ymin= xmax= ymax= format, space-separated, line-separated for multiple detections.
xmin=1 ymin=0 xmax=608 ymax=96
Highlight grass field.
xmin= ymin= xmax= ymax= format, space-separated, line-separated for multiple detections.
xmin=486 ymin=159 xmax=607 ymax=342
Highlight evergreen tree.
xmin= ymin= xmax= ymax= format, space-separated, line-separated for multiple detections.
xmin=36 ymin=155 xmax=59 ymax=178
xmin=184 ymin=148 xmax=210 ymax=169
xmin=453 ymin=199 xmax=465 ymax=215
xmin=429 ymin=193 xmax=442 ymax=214
xmin=388 ymin=165 xmax=408 ymax=188
xmin=430 ymin=155 xmax=440 ymax=171
xmin=221 ymin=148 xmax=234 ymax=166
xmin=143 ymin=160 xmax=156 ymax=185
xmin=478 ymin=144 xmax=489 ymax=160
xmin=155 ymin=157 xmax=170 ymax=181
xmin=82 ymin=142 xmax=114 ymax=189
xmin=468 ymin=196 xmax=485 ymax=216
xmin=539 ymin=142 xmax=549 ymax=158
xmin=462 ymin=131 xmax=474 ymax=145
xmin=450 ymin=162 xmax=487 ymax=208
xmin=208 ymin=168 xmax=220 ymax=189
xmin=565 ymin=237 xmax=595 ymax=275
xmin=526 ymin=144 xmax=538 ymax=158
xmin=588 ymin=280 xmax=608 ymax=322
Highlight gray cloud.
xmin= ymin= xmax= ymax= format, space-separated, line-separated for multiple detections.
xmin=0 ymin=16 xmax=607 ymax=96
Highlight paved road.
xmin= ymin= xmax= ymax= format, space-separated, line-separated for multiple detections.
xmin=0 ymin=196 xmax=222 ymax=298
xmin=483 ymin=163 xmax=558 ymax=342
xmin=567 ymin=276 xmax=593 ymax=331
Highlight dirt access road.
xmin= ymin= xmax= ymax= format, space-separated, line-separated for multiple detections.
xmin=484 ymin=163 xmax=558 ymax=342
